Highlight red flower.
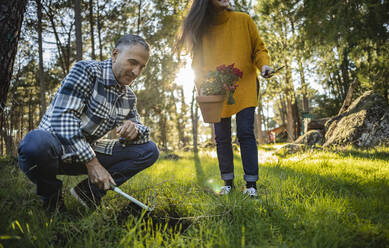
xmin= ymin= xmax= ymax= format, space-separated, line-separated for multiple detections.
xmin=217 ymin=64 xmax=226 ymax=72
xmin=232 ymin=68 xmax=242 ymax=78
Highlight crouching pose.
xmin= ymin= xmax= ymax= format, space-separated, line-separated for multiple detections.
xmin=18 ymin=34 xmax=159 ymax=211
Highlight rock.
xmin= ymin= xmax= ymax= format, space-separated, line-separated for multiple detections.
xmin=324 ymin=91 xmax=389 ymax=147
xmin=294 ymin=130 xmax=324 ymax=146
xmin=275 ymin=144 xmax=306 ymax=156
xmin=160 ymin=153 xmax=181 ymax=160
xmin=307 ymin=118 xmax=330 ymax=132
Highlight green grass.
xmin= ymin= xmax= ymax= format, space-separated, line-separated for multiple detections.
xmin=0 ymin=146 xmax=388 ymax=247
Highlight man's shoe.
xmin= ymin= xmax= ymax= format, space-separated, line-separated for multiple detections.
xmin=243 ymin=187 xmax=258 ymax=198
xmin=70 ymin=180 xmax=101 ymax=209
xmin=218 ymin=185 xmax=232 ymax=195
xmin=43 ymin=193 xmax=66 ymax=212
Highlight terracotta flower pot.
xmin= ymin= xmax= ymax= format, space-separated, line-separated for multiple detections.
xmin=196 ymin=95 xmax=226 ymax=123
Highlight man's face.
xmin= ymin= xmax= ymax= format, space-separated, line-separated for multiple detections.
xmin=112 ymin=44 xmax=150 ymax=87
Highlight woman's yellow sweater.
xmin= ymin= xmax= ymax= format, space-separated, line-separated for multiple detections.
xmin=192 ymin=10 xmax=270 ymax=118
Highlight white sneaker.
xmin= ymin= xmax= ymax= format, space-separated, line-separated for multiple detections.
xmin=218 ymin=186 xmax=232 ymax=195
xmin=243 ymin=187 xmax=257 ymax=197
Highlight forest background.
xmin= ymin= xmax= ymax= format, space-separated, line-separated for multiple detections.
xmin=1 ymin=0 xmax=388 ymax=157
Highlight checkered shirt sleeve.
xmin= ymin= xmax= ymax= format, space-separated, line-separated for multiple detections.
xmin=121 ymin=95 xmax=150 ymax=145
xmin=41 ymin=62 xmax=96 ymax=162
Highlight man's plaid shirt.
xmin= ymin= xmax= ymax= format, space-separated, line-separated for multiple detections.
xmin=39 ymin=59 xmax=150 ymax=163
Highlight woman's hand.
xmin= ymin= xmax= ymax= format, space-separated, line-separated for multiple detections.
xmin=261 ymin=65 xmax=275 ymax=78
xmin=223 ymin=83 xmax=239 ymax=91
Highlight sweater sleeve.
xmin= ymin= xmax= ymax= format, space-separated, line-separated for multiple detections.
xmin=248 ymin=17 xmax=271 ymax=71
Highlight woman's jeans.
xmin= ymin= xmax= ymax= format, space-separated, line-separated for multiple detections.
xmin=214 ymin=107 xmax=258 ymax=182
xmin=18 ymin=129 xmax=159 ymax=201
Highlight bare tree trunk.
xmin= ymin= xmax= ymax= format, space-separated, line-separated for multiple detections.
xmin=171 ymin=88 xmax=185 ymax=149
xmin=279 ymin=94 xmax=287 ymax=127
xmin=179 ymin=87 xmax=188 ymax=147
xmin=74 ymin=0 xmax=82 ymax=61
xmin=36 ymin=0 xmax=46 ymax=118
xmin=284 ymin=61 xmax=295 ymax=141
xmin=191 ymin=86 xmax=199 ymax=153
xmin=1 ymin=131 xmax=3 ymax=156
xmin=286 ymin=95 xmax=295 ymax=142
xmin=89 ymin=0 xmax=95 ymax=59
xmin=292 ymin=93 xmax=301 ymax=138
xmin=297 ymin=58 xmax=309 ymax=113
xmin=338 ymin=78 xmax=358 ymax=115
xmin=137 ymin=0 xmax=142 ymax=35
xmin=18 ymin=101 xmax=23 ymax=142
xmin=174 ymin=86 xmax=188 ymax=148
xmin=28 ymin=90 xmax=34 ymax=131
xmin=96 ymin=0 xmax=103 ymax=61
xmin=160 ymin=115 xmax=168 ymax=152
xmin=44 ymin=5 xmax=68 ymax=75
xmin=0 ymin=0 xmax=28 ymax=133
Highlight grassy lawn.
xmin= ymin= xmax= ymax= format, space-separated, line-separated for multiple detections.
xmin=0 ymin=145 xmax=388 ymax=247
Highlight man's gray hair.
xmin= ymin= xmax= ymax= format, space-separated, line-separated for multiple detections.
xmin=115 ymin=34 xmax=150 ymax=52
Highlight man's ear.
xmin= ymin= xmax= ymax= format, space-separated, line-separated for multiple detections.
xmin=112 ymin=48 xmax=119 ymax=63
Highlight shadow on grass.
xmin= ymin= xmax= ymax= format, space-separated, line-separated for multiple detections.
xmin=336 ymin=149 xmax=389 ymax=162
xmin=257 ymin=163 xmax=389 ymax=247
xmin=194 ymin=152 xmax=206 ymax=186
xmin=258 ymin=146 xmax=278 ymax=152
xmin=260 ymin=162 xmax=389 ymax=217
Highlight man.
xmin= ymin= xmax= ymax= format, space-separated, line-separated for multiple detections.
xmin=18 ymin=34 xmax=159 ymax=211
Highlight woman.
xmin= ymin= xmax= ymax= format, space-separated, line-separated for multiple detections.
xmin=177 ymin=0 xmax=273 ymax=197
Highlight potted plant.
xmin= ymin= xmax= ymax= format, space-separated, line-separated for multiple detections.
xmin=196 ymin=63 xmax=243 ymax=123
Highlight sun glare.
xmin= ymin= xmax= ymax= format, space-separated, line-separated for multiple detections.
xmin=175 ymin=59 xmax=195 ymax=102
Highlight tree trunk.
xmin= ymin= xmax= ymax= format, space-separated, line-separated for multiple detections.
xmin=44 ymin=5 xmax=69 ymax=75
xmin=137 ymin=0 xmax=142 ymax=35
xmin=286 ymin=95 xmax=295 ymax=142
xmin=89 ymin=0 xmax=96 ymax=59
xmin=96 ymin=0 xmax=103 ymax=61
xmin=28 ymin=90 xmax=34 ymax=131
xmin=284 ymin=62 xmax=295 ymax=141
xmin=292 ymin=93 xmax=301 ymax=138
xmin=257 ymin=97 xmax=264 ymax=145
xmin=279 ymin=95 xmax=286 ymax=127
xmin=74 ymin=0 xmax=82 ymax=61
xmin=160 ymin=115 xmax=168 ymax=152
xmin=297 ymin=58 xmax=309 ymax=113
xmin=340 ymin=47 xmax=350 ymax=100
xmin=179 ymin=86 xmax=188 ymax=147
xmin=338 ymin=78 xmax=358 ymax=115
xmin=172 ymin=88 xmax=186 ymax=148
xmin=0 ymin=0 xmax=28 ymax=133
xmin=36 ymin=0 xmax=46 ymax=118
xmin=191 ymin=86 xmax=199 ymax=153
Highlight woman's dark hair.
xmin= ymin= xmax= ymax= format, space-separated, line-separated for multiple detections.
xmin=176 ymin=0 xmax=213 ymax=54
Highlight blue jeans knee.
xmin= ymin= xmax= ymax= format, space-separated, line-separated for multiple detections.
xmin=18 ymin=129 xmax=62 ymax=180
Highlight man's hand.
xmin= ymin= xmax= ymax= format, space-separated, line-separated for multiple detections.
xmin=85 ymin=157 xmax=116 ymax=190
xmin=117 ymin=120 xmax=138 ymax=141
xmin=261 ymin=65 xmax=275 ymax=78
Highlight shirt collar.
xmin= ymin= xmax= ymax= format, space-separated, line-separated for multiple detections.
xmin=103 ymin=59 xmax=120 ymax=87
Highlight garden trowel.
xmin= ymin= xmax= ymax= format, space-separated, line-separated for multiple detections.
xmin=110 ymin=184 xmax=155 ymax=212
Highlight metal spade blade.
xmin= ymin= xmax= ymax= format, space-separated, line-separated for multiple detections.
xmin=111 ymin=184 xmax=154 ymax=212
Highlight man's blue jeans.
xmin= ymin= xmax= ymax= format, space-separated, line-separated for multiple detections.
xmin=214 ymin=107 xmax=258 ymax=182
xmin=18 ymin=129 xmax=159 ymax=201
